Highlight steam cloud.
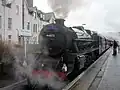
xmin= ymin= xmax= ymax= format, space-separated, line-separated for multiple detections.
xmin=12 ymin=35 xmax=66 ymax=89
xmin=13 ymin=52 xmax=66 ymax=89
xmin=47 ymin=0 xmax=85 ymax=18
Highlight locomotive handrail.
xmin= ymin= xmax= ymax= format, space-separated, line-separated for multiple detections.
xmin=68 ymin=47 xmax=99 ymax=55
xmin=74 ymin=39 xmax=97 ymax=42
xmin=79 ymin=48 xmax=99 ymax=55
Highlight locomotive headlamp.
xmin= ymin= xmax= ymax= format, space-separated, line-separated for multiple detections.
xmin=77 ymin=55 xmax=84 ymax=60
xmin=77 ymin=55 xmax=85 ymax=58
xmin=62 ymin=64 xmax=67 ymax=72
xmin=23 ymin=60 xmax=27 ymax=67
xmin=42 ymin=64 xmax=44 ymax=67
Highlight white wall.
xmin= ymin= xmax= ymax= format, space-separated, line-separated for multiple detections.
xmin=28 ymin=9 xmax=50 ymax=44
xmin=49 ymin=15 xmax=55 ymax=24
xmin=0 ymin=0 xmax=55 ymax=45
xmin=0 ymin=0 xmax=22 ymax=44
xmin=28 ymin=8 xmax=41 ymax=44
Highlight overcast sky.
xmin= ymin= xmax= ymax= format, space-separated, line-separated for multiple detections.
xmin=33 ymin=0 xmax=120 ymax=33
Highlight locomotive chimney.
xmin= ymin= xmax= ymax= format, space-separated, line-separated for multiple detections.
xmin=55 ymin=19 xmax=65 ymax=26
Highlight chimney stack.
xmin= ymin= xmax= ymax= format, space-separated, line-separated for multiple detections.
xmin=26 ymin=0 xmax=33 ymax=7
xmin=55 ymin=19 xmax=65 ymax=26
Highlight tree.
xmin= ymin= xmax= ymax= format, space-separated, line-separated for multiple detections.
xmin=0 ymin=40 xmax=14 ymax=75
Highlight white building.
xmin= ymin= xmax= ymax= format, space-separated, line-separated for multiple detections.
xmin=44 ymin=12 xmax=55 ymax=24
xmin=0 ymin=0 xmax=23 ymax=44
xmin=27 ymin=7 xmax=55 ymax=44
xmin=0 ymin=0 xmax=55 ymax=45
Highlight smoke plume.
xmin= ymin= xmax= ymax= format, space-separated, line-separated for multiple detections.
xmin=12 ymin=35 xmax=66 ymax=89
xmin=13 ymin=50 xmax=66 ymax=89
xmin=47 ymin=0 xmax=85 ymax=18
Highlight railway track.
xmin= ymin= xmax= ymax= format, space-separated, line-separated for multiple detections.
xmin=0 ymin=48 xmax=111 ymax=90
xmin=0 ymin=79 xmax=27 ymax=90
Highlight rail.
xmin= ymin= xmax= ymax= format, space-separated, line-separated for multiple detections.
xmin=0 ymin=79 xmax=27 ymax=90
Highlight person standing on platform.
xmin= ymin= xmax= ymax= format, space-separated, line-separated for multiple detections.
xmin=113 ymin=40 xmax=118 ymax=55
xmin=118 ymin=41 xmax=120 ymax=53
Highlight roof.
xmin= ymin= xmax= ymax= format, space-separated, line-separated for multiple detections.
xmin=27 ymin=6 xmax=55 ymax=23
xmin=28 ymin=7 xmax=37 ymax=13
xmin=44 ymin=12 xmax=56 ymax=22
xmin=28 ymin=6 xmax=43 ymax=16
xmin=72 ymin=26 xmax=85 ymax=31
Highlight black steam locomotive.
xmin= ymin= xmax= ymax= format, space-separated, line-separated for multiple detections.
xmin=27 ymin=19 xmax=112 ymax=89
xmin=38 ymin=19 xmax=111 ymax=73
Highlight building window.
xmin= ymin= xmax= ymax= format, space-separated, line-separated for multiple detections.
xmin=6 ymin=4 xmax=11 ymax=8
xmin=0 ymin=16 xmax=1 ymax=29
xmin=40 ymin=14 xmax=43 ymax=19
xmin=36 ymin=24 xmax=37 ymax=32
xmin=33 ymin=24 xmax=35 ymax=32
xmin=27 ymin=22 xmax=30 ymax=30
xmin=16 ymin=5 xmax=19 ymax=15
xmin=34 ymin=12 xmax=37 ymax=19
xmin=33 ymin=24 xmax=37 ymax=32
xmin=2 ymin=0 xmax=5 ymax=5
xmin=33 ymin=37 xmax=37 ymax=44
xmin=8 ymin=18 xmax=12 ymax=29
xmin=8 ymin=35 xmax=11 ymax=39
xmin=8 ymin=35 xmax=12 ymax=43
xmin=18 ymin=36 xmax=21 ymax=44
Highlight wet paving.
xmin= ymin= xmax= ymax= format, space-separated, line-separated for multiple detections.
xmin=97 ymin=51 xmax=120 ymax=90
xmin=69 ymin=48 xmax=112 ymax=90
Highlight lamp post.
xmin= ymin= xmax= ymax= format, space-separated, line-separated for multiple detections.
xmin=22 ymin=0 xmax=24 ymax=30
xmin=3 ymin=1 xmax=6 ymax=41
xmin=22 ymin=0 xmax=27 ymax=58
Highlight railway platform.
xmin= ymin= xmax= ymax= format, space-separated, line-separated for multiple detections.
xmin=64 ymin=47 xmax=120 ymax=90
xmin=96 ymin=49 xmax=120 ymax=90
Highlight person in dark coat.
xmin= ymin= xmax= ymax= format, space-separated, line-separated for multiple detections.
xmin=113 ymin=40 xmax=118 ymax=55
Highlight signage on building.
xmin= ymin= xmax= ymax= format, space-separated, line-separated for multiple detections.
xmin=19 ymin=29 xmax=32 ymax=37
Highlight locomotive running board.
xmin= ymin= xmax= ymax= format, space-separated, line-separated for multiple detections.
xmin=62 ymin=48 xmax=112 ymax=90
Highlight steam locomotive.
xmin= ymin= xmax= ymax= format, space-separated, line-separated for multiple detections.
xmin=27 ymin=19 xmax=112 ymax=89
